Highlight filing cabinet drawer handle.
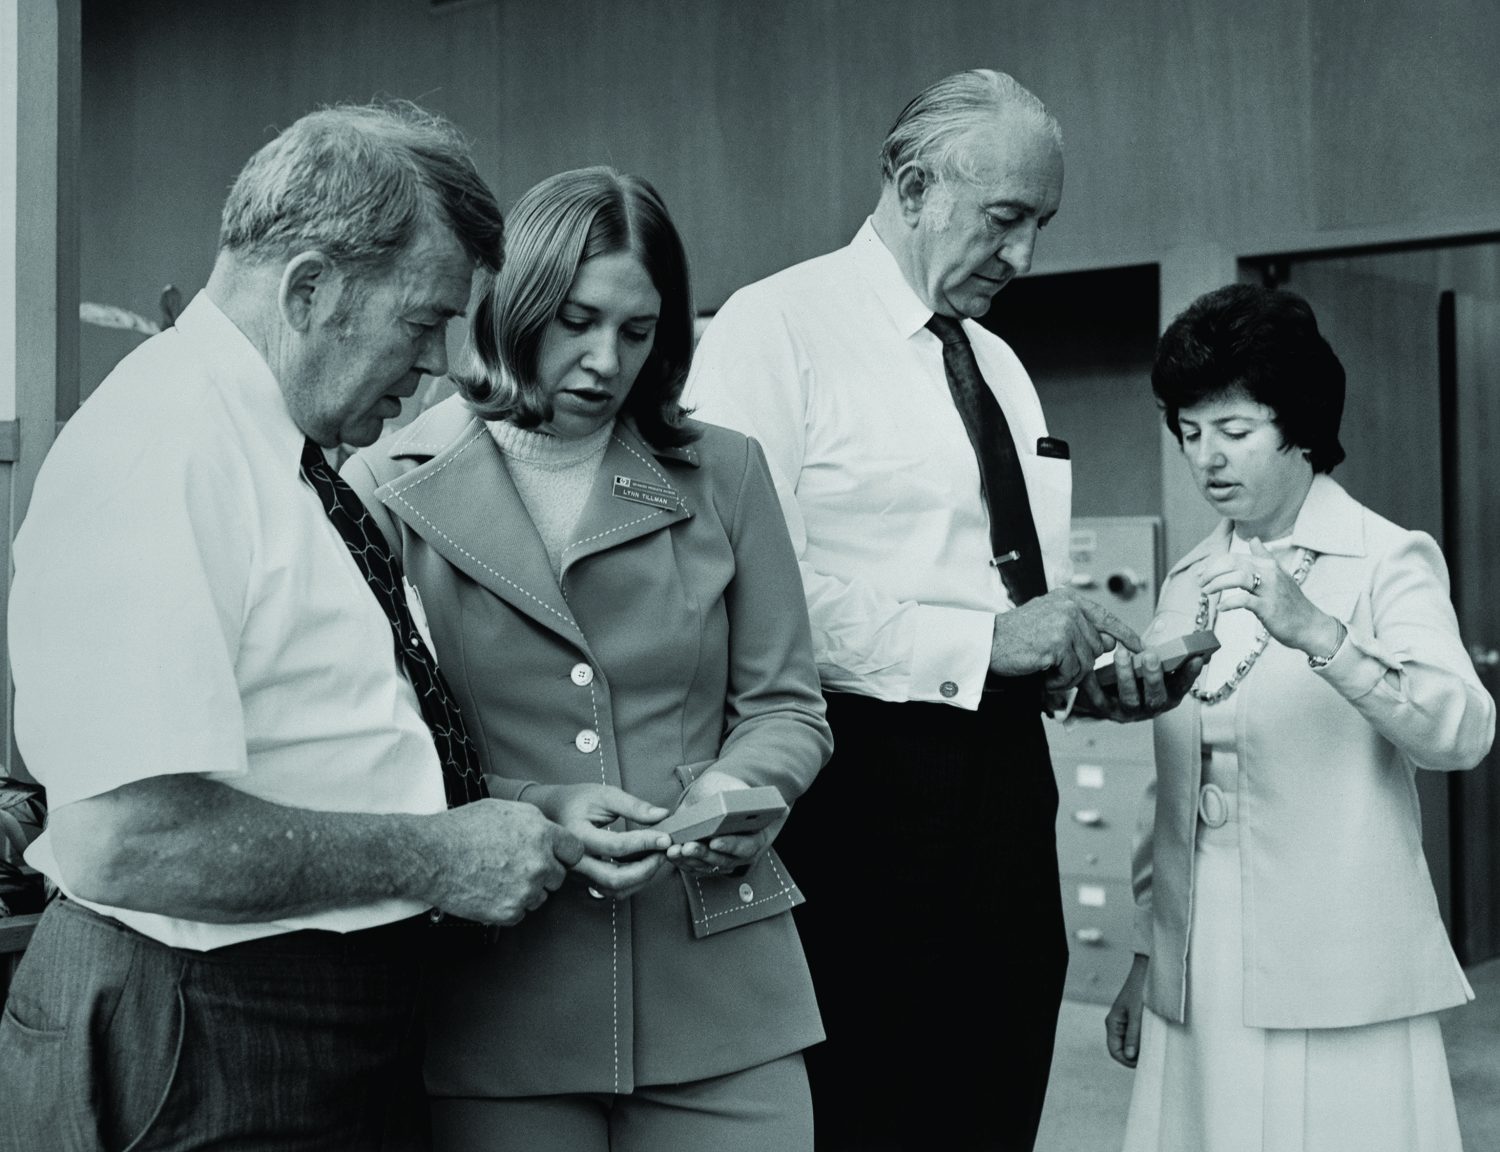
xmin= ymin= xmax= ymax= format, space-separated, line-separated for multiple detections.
xmin=1074 ymin=927 xmax=1105 ymax=946
xmin=1071 ymin=809 xmax=1104 ymax=827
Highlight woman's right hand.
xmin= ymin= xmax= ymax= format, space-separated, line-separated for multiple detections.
xmin=1105 ymin=953 xmax=1150 ymax=1068
xmin=525 ymin=783 xmax=673 ymax=899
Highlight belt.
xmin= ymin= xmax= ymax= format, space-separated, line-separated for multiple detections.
xmin=56 ymin=895 xmax=429 ymax=959
xmin=1197 ymin=782 xmax=1237 ymax=829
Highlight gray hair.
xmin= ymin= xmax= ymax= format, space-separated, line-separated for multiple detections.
xmin=219 ymin=100 xmax=503 ymax=275
xmin=879 ymin=69 xmax=1062 ymax=187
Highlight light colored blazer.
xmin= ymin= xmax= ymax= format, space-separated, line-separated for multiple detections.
xmin=343 ymin=396 xmax=831 ymax=1096
xmin=1134 ymin=474 xmax=1493 ymax=1029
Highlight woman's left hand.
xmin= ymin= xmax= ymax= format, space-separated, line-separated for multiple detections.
xmin=1198 ymin=538 xmax=1343 ymax=656
xmin=524 ymin=783 xmax=674 ymax=900
xmin=666 ymin=770 xmax=782 ymax=879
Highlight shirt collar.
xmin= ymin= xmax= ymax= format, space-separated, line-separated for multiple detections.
xmin=172 ymin=291 xmax=308 ymax=471
xmin=1167 ymin=473 xmax=1368 ymax=577
xmin=846 ymin=217 xmax=939 ymax=341
xmin=1287 ymin=473 xmax=1366 ymax=557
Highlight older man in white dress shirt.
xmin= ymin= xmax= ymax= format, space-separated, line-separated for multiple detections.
xmin=687 ymin=70 xmax=1191 ymax=1151
xmin=0 ymin=103 xmax=583 ymax=1150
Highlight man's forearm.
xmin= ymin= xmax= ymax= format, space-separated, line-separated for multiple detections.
xmin=47 ymin=774 xmax=440 ymax=922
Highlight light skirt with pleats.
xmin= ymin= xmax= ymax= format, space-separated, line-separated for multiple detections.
xmin=1121 ymin=815 xmax=1464 ymax=1152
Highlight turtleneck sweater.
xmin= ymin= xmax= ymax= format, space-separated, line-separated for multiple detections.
xmin=486 ymin=418 xmax=614 ymax=577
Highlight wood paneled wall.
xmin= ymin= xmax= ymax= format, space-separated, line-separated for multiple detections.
xmin=79 ymin=0 xmax=1500 ymax=398
xmin=7 ymin=0 xmax=78 ymax=783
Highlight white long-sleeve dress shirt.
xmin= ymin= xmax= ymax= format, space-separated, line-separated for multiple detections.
xmin=685 ymin=219 xmax=1072 ymax=711
xmin=12 ymin=293 xmax=447 ymax=950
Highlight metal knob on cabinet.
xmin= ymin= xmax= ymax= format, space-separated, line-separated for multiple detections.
xmin=1106 ymin=569 xmax=1148 ymax=599
xmin=1072 ymin=809 xmax=1104 ymax=827
xmin=1074 ymin=927 xmax=1105 ymax=946
xmin=1471 ymin=645 xmax=1500 ymax=669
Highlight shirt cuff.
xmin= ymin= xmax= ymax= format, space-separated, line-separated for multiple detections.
xmin=907 ymin=605 xmax=996 ymax=709
xmin=488 ymin=775 xmax=537 ymax=804
xmin=1132 ymin=902 xmax=1154 ymax=957
xmin=1310 ymin=621 xmax=1389 ymax=700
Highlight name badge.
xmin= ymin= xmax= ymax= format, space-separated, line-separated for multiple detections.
xmin=611 ymin=474 xmax=677 ymax=510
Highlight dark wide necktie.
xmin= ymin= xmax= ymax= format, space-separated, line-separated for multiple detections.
xmin=300 ymin=438 xmax=488 ymax=808
xmin=926 ymin=313 xmax=1048 ymax=606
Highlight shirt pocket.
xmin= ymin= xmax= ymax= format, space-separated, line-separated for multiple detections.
xmin=1018 ymin=452 xmax=1073 ymax=588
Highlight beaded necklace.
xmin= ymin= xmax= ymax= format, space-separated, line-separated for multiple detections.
xmin=1190 ymin=546 xmax=1318 ymax=705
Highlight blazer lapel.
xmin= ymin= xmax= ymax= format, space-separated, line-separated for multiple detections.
xmin=376 ymin=400 xmax=586 ymax=646
xmin=559 ymin=420 xmax=695 ymax=577
xmin=1165 ymin=521 xmax=1232 ymax=583
xmin=1162 ymin=521 xmax=1232 ymax=631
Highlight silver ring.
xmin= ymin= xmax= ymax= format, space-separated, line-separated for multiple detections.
xmin=1250 ymin=572 xmax=1262 ymax=593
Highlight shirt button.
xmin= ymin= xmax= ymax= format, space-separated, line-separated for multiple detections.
xmin=939 ymin=681 xmax=959 ymax=698
xmin=570 ymin=663 xmax=595 ymax=686
xmin=738 ymin=883 xmax=755 ymax=903
xmin=587 ymin=886 xmax=605 ymax=900
xmin=408 ymin=634 xmax=423 ymax=650
xmin=575 ymin=729 xmax=600 ymax=754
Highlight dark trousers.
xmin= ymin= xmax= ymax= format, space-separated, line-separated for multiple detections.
xmin=0 ymin=898 xmax=430 ymax=1152
xmin=777 ymin=689 xmax=1068 ymax=1152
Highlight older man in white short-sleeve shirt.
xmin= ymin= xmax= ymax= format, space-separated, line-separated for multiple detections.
xmin=1 ymin=103 xmax=582 ymax=1151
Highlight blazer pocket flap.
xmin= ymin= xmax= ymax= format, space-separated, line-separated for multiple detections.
xmin=680 ymin=849 xmax=804 ymax=940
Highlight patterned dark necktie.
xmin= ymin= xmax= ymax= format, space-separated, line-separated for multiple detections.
xmin=300 ymin=438 xmax=487 ymax=807
xmin=926 ymin=314 xmax=1049 ymax=606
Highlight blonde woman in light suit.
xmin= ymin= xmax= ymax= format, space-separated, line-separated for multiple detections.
xmin=1105 ymin=283 xmax=1494 ymax=1151
xmin=344 ymin=168 xmax=829 ymax=1152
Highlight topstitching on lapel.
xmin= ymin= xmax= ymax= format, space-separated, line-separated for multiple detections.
xmin=377 ymin=408 xmax=586 ymax=647
xmin=560 ymin=422 xmax=694 ymax=577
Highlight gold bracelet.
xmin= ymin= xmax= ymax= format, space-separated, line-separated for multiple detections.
xmin=1307 ymin=619 xmax=1347 ymax=669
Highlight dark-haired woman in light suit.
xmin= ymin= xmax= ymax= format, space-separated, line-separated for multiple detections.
xmin=343 ymin=167 xmax=829 ymax=1152
xmin=1106 ymin=283 xmax=1493 ymax=1152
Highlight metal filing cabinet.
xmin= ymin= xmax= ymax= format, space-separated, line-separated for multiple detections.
xmin=1044 ymin=516 xmax=1162 ymax=1005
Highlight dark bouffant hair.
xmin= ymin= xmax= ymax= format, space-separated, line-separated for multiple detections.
xmin=1152 ymin=282 xmax=1346 ymax=474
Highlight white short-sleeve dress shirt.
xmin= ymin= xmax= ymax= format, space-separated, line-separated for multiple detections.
xmin=685 ymin=219 xmax=1073 ymax=710
xmin=12 ymin=292 xmax=447 ymax=950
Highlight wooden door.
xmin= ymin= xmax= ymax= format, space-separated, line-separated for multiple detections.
xmin=1283 ymin=266 xmax=1456 ymax=935
xmin=1448 ymin=290 xmax=1500 ymax=963
xmin=1288 ymin=265 xmax=1445 ymax=541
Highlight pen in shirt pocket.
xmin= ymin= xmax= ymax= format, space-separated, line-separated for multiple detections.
xmin=402 ymin=577 xmax=439 ymax=666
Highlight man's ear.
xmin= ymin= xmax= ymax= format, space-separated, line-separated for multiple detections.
xmin=893 ymin=162 xmax=933 ymax=224
xmin=279 ymin=251 xmax=334 ymax=333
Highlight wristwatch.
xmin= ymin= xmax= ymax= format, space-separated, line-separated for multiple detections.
xmin=1307 ymin=620 xmax=1347 ymax=669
